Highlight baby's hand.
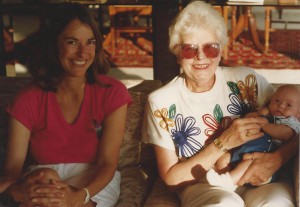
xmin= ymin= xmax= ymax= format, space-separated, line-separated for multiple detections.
xmin=257 ymin=107 xmax=269 ymax=116
xmin=258 ymin=117 xmax=269 ymax=127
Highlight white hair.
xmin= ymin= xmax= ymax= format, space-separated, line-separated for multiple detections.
xmin=169 ymin=1 xmax=228 ymax=55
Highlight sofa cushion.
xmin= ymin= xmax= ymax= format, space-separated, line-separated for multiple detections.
xmin=115 ymin=80 xmax=162 ymax=207
xmin=144 ymin=178 xmax=180 ymax=207
xmin=118 ymin=91 xmax=147 ymax=168
xmin=118 ymin=80 xmax=162 ymax=169
xmin=117 ymin=166 xmax=153 ymax=207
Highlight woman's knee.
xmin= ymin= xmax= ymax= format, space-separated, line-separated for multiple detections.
xmin=25 ymin=168 xmax=61 ymax=184
xmin=202 ymin=191 xmax=244 ymax=207
xmin=182 ymin=193 xmax=244 ymax=207
xmin=243 ymin=182 xmax=295 ymax=207
xmin=181 ymin=184 xmax=244 ymax=207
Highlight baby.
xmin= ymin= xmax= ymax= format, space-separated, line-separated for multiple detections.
xmin=207 ymin=84 xmax=300 ymax=190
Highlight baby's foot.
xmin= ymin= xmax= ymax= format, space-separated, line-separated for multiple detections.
xmin=206 ymin=169 xmax=237 ymax=191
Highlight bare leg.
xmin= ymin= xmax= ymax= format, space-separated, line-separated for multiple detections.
xmin=206 ymin=159 xmax=253 ymax=191
xmin=215 ymin=152 xmax=232 ymax=173
xmin=23 ymin=167 xmax=61 ymax=185
xmin=229 ymin=159 xmax=253 ymax=185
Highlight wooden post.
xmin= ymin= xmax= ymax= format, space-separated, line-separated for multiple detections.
xmin=152 ymin=0 xmax=180 ymax=83
xmin=0 ymin=0 xmax=6 ymax=76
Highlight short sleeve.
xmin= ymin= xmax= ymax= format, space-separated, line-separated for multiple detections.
xmin=142 ymin=90 xmax=176 ymax=151
xmin=92 ymin=76 xmax=132 ymax=122
xmin=103 ymin=78 xmax=132 ymax=118
xmin=276 ymin=116 xmax=300 ymax=134
xmin=6 ymin=86 xmax=43 ymax=131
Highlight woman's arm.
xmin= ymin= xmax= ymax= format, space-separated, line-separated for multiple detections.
xmin=155 ymin=140 xmax=223 ymax=190
xmin=62 ymin=104 xmax=128 ymax=206
xmin=155 ymin=117 xmax=266 ymax=190
xmin=89 ymin=104 xmax=128 ymax=195
xmin=4 ymin=117 xmax=67 ymax=207
xmin=0 ymin=117 xmax=30 ymax=193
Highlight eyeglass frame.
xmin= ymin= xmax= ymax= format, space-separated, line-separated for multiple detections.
xmin=178 ymin=42 xmax=222 ymax=59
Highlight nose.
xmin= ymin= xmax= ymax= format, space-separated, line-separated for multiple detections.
xmin=76 ymin=44 xmax=88 ymax=56
xmin=194 ymin=49 xmax=205 ymax=60
xmin=278 ymin=102 xmax=285 ymax=109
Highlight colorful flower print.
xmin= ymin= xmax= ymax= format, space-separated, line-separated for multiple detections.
xmin=227 ymin=93 xmax=251 ymax=116
xmin=237 ymin=74 xmax=257 ymax=107
xmin=154 ymin=108 xmax=175 ymax=131
xmin=227 ymin=74 xmax=258 ymax=109
xmin=169 ymin=104 xmax=176 ymax=119
xmin=171 ymin=114 xmax=201 ymax=158
xmin=203 ymin=104 xmax=232 ymax=146
xmin=227 ymin=81 xmax=241 ymax=97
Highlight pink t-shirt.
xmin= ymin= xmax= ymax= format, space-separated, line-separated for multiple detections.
xmin=7 ymin=75 xmax=132 ymax=164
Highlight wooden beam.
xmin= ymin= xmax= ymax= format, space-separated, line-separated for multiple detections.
xmin=152 ymin=0 xmax=180 ymax=83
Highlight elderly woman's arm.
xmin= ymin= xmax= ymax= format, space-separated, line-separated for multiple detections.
xmin=154 ymin=139 xmax=224 ymax=190
xmin=155 ymin=117 xmax=266 ymax=190
xmin=238 ymin=135 xmax=299 ymax=186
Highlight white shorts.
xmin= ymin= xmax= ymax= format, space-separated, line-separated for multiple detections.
xmin=26 ymin=163 xmax=120 ymax=207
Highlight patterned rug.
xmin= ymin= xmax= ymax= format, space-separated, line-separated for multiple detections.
xmin=104 ymin=33 xmax=153 ymax=68
xmin=104 ymin=30 xmax=300 ymax=69
xmin=222 ymin=29 xmax=300 ymax=69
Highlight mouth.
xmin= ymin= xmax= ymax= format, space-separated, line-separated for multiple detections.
xmin=193 ymin=64 xmax=209 ymax=70
xmin=273 ymin=111 xmax=283 ymax=116
xmin=73 ymin=60 xmax=87 ymax=66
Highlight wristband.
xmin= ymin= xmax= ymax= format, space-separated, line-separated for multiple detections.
xmin=82 ymin=188 xmax=90 ymax=204
xmin=213 ymin=138 xmax=228 ymax=152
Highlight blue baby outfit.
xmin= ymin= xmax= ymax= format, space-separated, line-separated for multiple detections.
xmin=230 ymin=115 xmax=300 ymax=183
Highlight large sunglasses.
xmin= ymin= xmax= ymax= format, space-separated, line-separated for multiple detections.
xmin=179 ymin=43 xmax=221 ymax=59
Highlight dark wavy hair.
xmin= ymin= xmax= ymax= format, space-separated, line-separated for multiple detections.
xmin=28 ymin=2 xmax=110 ymax=91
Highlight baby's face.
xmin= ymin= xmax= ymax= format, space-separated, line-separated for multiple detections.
xmin=268 ymin=86 xmax=300 ymax=118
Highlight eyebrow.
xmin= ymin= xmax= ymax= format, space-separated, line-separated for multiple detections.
xmin=64 ymin=37 xmax=96 ymax=41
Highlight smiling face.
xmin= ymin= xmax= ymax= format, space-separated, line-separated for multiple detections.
xmin=57 ymin=18 xmax=96 ymax=78
xmin=268 ymin=85 xmax=300 ymax=118
xmin=179 ymin=28 xmax=222 ymax=92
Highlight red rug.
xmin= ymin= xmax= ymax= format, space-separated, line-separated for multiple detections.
xmin=104 ymin=30 xmax=300 ymax=69
xmin=222 ymin=29 xmax=300 ymax=69
xmin=104 ymin=33 xmax=153 ymax=68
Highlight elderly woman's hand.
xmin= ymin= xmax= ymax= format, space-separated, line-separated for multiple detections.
xmin=237 ymin=152 xmax=281 ymax=186
xmin=220 ymin=117 xmax=266 ymax=150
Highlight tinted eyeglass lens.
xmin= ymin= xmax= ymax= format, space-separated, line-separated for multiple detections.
xmin=181 ymin=44 xmax=198 ymax=59
xmin=180 ymin=43 xmax=220 ymax=59
xmin=203 ymin=43 xmax=220 ymax=58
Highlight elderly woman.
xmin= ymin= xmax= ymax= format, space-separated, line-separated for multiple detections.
xmin=142 ymin=1 xmax=297 ymax=206
xmin=0 ymin=3 xmax=131 ymax=207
